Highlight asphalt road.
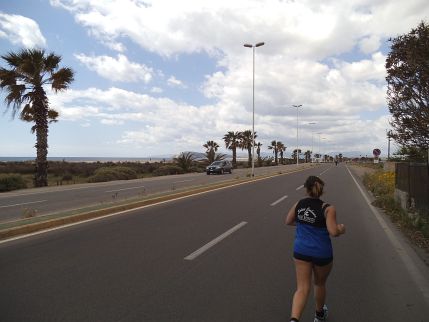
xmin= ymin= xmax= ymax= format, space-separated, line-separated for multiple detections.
xmin=0 ymin=164 xmax=308 ymax=223
xmin=1 ymin=163 xmax=428 ymax=321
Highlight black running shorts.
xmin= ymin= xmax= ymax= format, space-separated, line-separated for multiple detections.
xmin=293 ymin=251 xmax=333 ymax=266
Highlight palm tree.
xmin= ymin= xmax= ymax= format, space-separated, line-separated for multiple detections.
xmin=304 ymin=150 xmax=312 ymax=163
xmin=174 ymin=152 xmax=196 ymax=172
xmin=256 ymin=142 xmax=263 ymax=166
xmin=292 ymin=149 xmax=302 ymax=162
xmin=268 ymin=140 xmax=279 ymax=165
xmin=203 ymin=140 xmax=220 ymax=164
xmin=0 ymin=49 xmax=74 ymax=187
xmin=239 ymin=130 xmax=256 ymax=167
xmin=223 ymin=131 xmax=241 ymax=168
xmin=277 ymin=141 xmax=286 ymax=164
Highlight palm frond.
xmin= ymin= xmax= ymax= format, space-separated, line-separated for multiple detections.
xmin=50 ymin=67 xmax=74 ymax=91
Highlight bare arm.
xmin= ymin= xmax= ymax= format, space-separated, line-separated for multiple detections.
xmin=325 ymin=205 xmax=346 ymax=237
xmin=285 ymin=202 xmax=298 ymax=226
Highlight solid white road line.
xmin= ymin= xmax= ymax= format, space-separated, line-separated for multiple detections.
xmin=184 ymin=221 xmax=248 ymax=260
xmin=347 ymin=166 xmax=429 ymax=306
xmin=105 ymin=186 xmax=146 ymax=193
xmin=270 ymin=195 xmax=288 ymax=206
xmin=0 ymin=200 xmax=48 ymax=209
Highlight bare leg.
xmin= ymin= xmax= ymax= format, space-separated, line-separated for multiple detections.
xmin=313 ymin=262 xmax=333 ymax=311
xmin=291 ymin=259 xmax=313 ymax=319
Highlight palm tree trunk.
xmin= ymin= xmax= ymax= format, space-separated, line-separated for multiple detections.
xmin=232 ymin=147 xmax=237 ymax=168
xmin=247 ymin=147 xmax=252 ymax=167
xmin=34 ymin=89 xmax=49 ymax=187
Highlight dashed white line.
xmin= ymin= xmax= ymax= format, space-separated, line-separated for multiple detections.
xmin=173 ymin=179 xmax=194 ymax=184
xmin=320 ymin=168 xmax=330 ymax=175
xmin=296 ymin=185 xmax=304 ymax=191
xmin=270 ymin=195 xmax=288 ymax=206
xmin=0 ymin=200 xmax=48 ymax=209
xmin=105 ymin=186 xmax=146 ymax=193
xmin=184 ymin=221 xmax=248 ymax=260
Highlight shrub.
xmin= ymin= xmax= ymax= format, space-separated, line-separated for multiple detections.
xmin=363 ymin=170 xmax=395 ymax=197
xmin=62 ymin=174 xmax=73 ymax=181
xmin=0 ymin=174 xmax=27 ymax=192
xmin=88 ymin=167 xmax=138 ymax=183
xmin=153 ymin=165 xmax=184 ymax=176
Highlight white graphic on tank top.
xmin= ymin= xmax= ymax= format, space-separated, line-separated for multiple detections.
xmin=297 ymin=207 xmax=317 ymax=224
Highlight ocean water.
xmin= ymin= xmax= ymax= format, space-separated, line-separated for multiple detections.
xmin=0 ymin=157 xmax=171 ymax=163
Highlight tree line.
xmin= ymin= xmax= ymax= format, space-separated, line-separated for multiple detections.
xmin=175 ymin=130 xmax=339 ymax=171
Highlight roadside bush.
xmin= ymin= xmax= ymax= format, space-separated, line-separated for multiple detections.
xmin=0 ymin=174 xmax=27 ymax=192
xmin=153 ymin=165 xmax=184 ymax=176
xmin=363 ymin=169 xmax=429 ymax=241
xmin=363 ymin=170 xmax=395 ymax=197
xmin=88 ymin=166 xmax=138 ymax=183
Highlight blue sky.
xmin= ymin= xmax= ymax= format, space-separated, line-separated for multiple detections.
xmin=0 ymin=0 xmax=428 ymax=158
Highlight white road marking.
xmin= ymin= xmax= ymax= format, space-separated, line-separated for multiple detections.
xmin=0 ymin=200 xmax=48 ymax=209
xmin=173 ymin=179 xmax=194 ymax=184
xmin=184 ymin=221 xmax=248 ymax=260
xmin=270 ymin=195 xmax=288 ymax=206
xmin=320 ymin=168 xmax=330 ymax=175
xmin=347 ymin=166 xmax=429 ymax=306
xmin=105 ymin=186 xmax=146 ymax=193
xmin=296 ymin=185 xmax=304 ymax=191
xmin=0 ymin=169 xmax=308 ymax=244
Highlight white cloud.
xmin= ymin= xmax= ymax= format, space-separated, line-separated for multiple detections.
xmin=150 ymin=87 xmax=163 ymax=93
xmin=0 ymin=13 xmax=46 ymax=47
xmin=167 ymin=76 xmax=186 ymax=88
xmin=50 ymin=0 xmax=429 ymax=59
xmin=100 ymin=118 xmax=124 ymax=125
xmin=74 ymin=53 xmax=153 ymax=83
xmin=335 ymin=52 xmax=386 ymax=82
xmin=48 ymin=85 xmax=392 ymax=157
xmin=43 ymin=0 xmax=429 ymax=157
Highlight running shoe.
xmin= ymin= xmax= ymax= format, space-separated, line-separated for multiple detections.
xmin=314 ymin=304 xmax=328 ymax=322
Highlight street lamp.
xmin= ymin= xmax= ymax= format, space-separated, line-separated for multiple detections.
xmin=321 ymin=137 xmax=327 ymax=162
xmin=317 ymin=132 xmax=322 ymax=162
xmin=244 ymin=42 xmax=265 ymax=177
xmin=386 ymin=130 xmax=392 ymax=161
xmin=308 ymin=122 xmax=316 ymax=162
xmin=291 ymin=104 xmax=302 ymax=165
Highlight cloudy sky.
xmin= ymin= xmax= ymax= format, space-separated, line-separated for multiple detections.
xmin=0 ymin=0 xmax=428 ymax=159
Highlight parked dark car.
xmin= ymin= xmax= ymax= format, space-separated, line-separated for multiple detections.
xmin=206 ymin=160 xmax=232 ymax=175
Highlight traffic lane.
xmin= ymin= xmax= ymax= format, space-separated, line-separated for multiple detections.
xmin=314 ymin=164 xmax=429 ymax=321
xmin=0 ymin=166 xmax=320 ymax=321
xmin=0 ymin=171 xmax=235 ymax=222
xmin=122 ymin=166 xmax=333 ymax=321
xmin=123 ymin=207 xmax=296 ymax=321
xmin=0 ymin=165 xmax=302 ymax=222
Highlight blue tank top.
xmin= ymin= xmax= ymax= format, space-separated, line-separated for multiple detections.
xmin=293 ymin=197 xmax=333 ymax=258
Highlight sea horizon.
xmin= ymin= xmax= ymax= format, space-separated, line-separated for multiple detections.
xmin=0 ymin=156 xmax=174 ymax=163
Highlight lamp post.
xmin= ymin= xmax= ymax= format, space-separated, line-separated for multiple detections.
xmin=317 ymin=133 xmax=322 ymax=162
xmin=291 ymin=104 xmax=302 ymax=165
xmin=387 ymin=130 xmax=392 ymax=161
xmin=308 ymin=122 xmax=316 ymax=162
xmin=321 ymin=137 xmax=327 ymax=162
xmin=244 ymin=42 xmax=265 ymax=177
